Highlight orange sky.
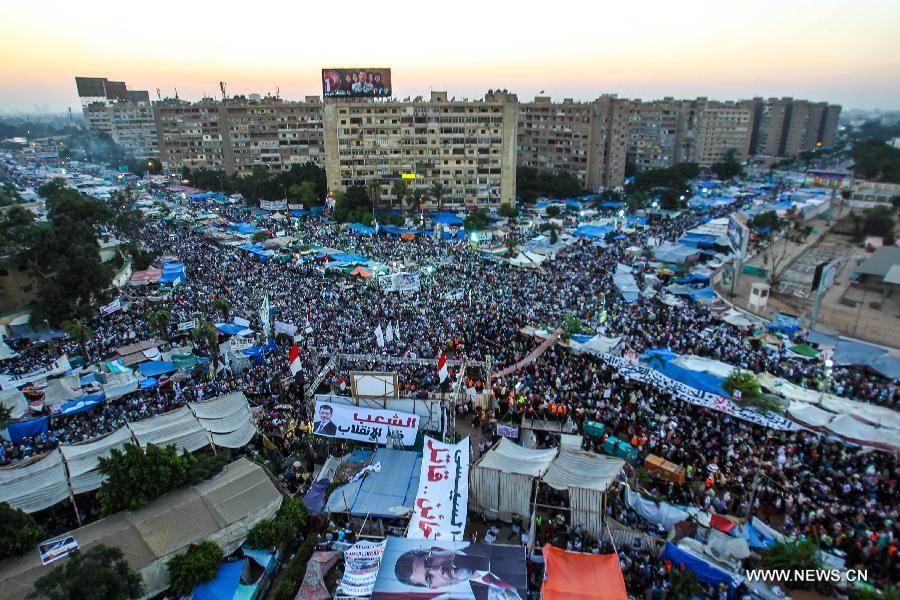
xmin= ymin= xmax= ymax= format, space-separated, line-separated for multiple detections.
xmin=2 ymin=0 xmax=899 ymax=112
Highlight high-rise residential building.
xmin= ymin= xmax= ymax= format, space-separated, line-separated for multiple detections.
xmin=75 ymin=76 xmax=158 ymax=160
xmin=154 ymin=96 xmax=324 ymax=176
xmin=322 ymin=90 xmax=518 ymax=208
xmin=747 ymin=97 xmax=841 ymax=157
xmin=691 ymin=98 xmax=756 ymax=166
xmin=516 ymin=95 xmax=628 ymax=189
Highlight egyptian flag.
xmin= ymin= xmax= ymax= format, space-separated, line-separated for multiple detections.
xmin=437 ymin=351 xmax=449 ymax=383
xmin=289 ymin=343 xmax=302 ymax=376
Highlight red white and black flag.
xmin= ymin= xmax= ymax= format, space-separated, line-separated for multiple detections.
xmin=289 ymin=343 xmax=302 ymax=376
xmin=437 ymin=351 xmax=449 ymax=383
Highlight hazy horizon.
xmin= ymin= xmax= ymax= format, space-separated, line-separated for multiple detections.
xmin=2 ymin=0 xmax=899 ymax=113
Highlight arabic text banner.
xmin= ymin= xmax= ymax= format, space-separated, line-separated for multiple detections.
xmin=338 ymin=540 xmax=387 ymax=597
xmin=312 ymin=400 xmax=419 ymax=445
xmin=407 ymin=436 xmax=469 ymax=541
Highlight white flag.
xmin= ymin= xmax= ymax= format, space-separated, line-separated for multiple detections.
xmin=375 ymin=324 xmax=385 ymax=349
xmin=259 ymin=295 xmax=271 ymax=337
xmin=394 ymin=320 xmax=401 ymax=342
xmin=385 ymin=323 xmax=394 ymax=343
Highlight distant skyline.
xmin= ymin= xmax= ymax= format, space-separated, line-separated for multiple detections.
xmin=1 ymin=0 xmax=899 ymax=112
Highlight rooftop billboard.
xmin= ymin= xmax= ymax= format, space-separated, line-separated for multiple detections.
xmin=322 ymin=68 xmax=391 ymax=98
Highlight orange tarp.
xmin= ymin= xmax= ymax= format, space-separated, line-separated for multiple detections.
xmin=541 ymin=544 xmax=628 ymax=600
xmin=400 ymin=233 xmax=415 ymax=240
xmin=349 ymin=266 xmax=372 ymax=279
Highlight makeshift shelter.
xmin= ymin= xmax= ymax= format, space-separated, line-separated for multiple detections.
xmin=660 ymin=542 xmax=741 ymax=598
xmin=471 ymin=438 xmax=556 ymax=522
xmin=41 ymin=375 xmax=84 ymax=406
xmin=0 ymin=449 xmax=70 ymax=514
xmin=541 ymin=544 xmax=628 ymax=600
xmin=0 ymin=459 xmax=282 ymax=600
xmin=102 ymin=371 xmax=139 ymax=399
xmin=613 ymin=263 xmax=640 ymax=303
xmin=60 ymin=427 xmax=133 ymax=494
xmin=0 ymin=388 xmax=28 ymax=419
xmin=324 ymin=448 xmax=421 ymax=518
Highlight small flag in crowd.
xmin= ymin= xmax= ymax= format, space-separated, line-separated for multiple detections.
xmin=289 ymin=343 xmax=302 ymax=376
xmin=259 ymin=295 xmax=271 ymax=337
xmin=437 ymin=351 xmax=448 ymax=383
xmin=375 ymin=324 xmax=385 ymax=349
xmin=394 ymin=320 xmax=401 ymax=342
xmin=385 ymin=323 xmax=395 ymax=343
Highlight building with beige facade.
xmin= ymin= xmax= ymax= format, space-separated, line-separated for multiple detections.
xmin=154 ymin=95 xmax=324 ymax=176
xmin=746 ymin=97 xmax=841 ymax=157
xmin=517 ymin=95 xmax=628 ymax=190
xmin=322 ymin=90 xmax=518 ymax=208
xmin=76 ymin=77 xmax=158 ymax=160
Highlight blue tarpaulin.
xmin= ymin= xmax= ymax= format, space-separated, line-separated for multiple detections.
xmin=216 ymin=323 xmax=251 ymax=335
xmin=676 ymin=273 xmax=711 ymax=284
xmin=159 ymin=261 xmax=186 ymax=283
xmin=688 ymin=286 xmax=717 ymax=303
xmin=238 ymin=244 xmax=271 ymax=262
xmin=660 ymin=543 xmax=738 ymax=598
xmin=642 ymin=354 xmax=729 ymax=396
xmin=303 ymin=478 xmax=329 ymax=515
xmin=431 ymin=212 xmax=464 ymax=225
xmin=441 ymin=228 xmax=467 ymax=241
xmin=381 ymin=225 xmax=422 ymax=236
xmin=191 ymin=559 xmax=246 ymax=600
xmin=289 ymin=209 xmax=308 ymax=217
xmin=329 ymin=252 xmax=369 ymax=264
xmin=347 ymin=223 xmax=375 ymax=236
xmin=138 ymin=361 xmax=178 ymax=377
xmin=678 ymin=233 xmax=720 ymax=249
xmin=139 ymin=377 xmax=159 ymax=389
xmin=228 ymin=222 xmax=259 ymax=235
xmin=613 ymin=264 xmax=641 ymax=303
xmin=7 ymin=416 xmax=49 ymax=443
xmin=60 ymin=393 xmax=105 ymax=416
xmin=599 ymin=201 xmax=625 ymax=208
xmin=739 ymin=523 xmax=775 ymax=549
xmin=324 ymin=448 xmax=421 ymax=517
xmin=574 ymin=224 xmax=613 ymax=239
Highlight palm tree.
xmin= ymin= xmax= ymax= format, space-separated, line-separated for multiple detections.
xmin=366 ymin=181 xmax=382 ymax=214
xmin=391 ymin=180 xmax=408 ymax=213
xmin=61 ymin=319 xmax=93 ymax=361
xmin=211 ymin=297 xmax=230 ymax=322
xmin=430 ymin=182 xmax=446 ymax=210
xmin=147 ymin=310 xmax=173 ymax=341
xmin=192 ymin=319 xmax=220 ymax=377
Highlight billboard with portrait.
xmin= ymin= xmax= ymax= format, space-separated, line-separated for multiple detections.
xmin=371 ymin=537 xmax=527 ymax=599
xmin=322 ymin=68 xmax=392 ymax=98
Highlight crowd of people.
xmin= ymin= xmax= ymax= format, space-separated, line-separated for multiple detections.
xmin=0 ymin=168 xmax=897 ymax=593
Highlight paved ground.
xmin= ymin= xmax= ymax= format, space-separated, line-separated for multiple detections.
xmin=720 ymin=209 xmax=900 ymax=348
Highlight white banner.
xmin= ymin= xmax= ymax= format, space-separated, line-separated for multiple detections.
xmin=407 ymin=436 xmax=469 ymax=541
xmin=274 ymin=321 xmax=298 ymax=338
xmin=338 ymin=540 xmax=387 ymax=597
xmin=100 ymin=298 xmax=122 ymax=316
xmin=312 ymin=400 xmax=419 ymax=445
xmin=232 ymin=316 xmax=251 ymax=328
xmin=259 ymin=199 xmax=287 ymax=211
xmin=177 ymin=319 xmax=197 ymax=332
xmin=259 ymin=295 xmax=271 ymax=337
xmin=497 ymin=424 xmax=519 ymax=438
xmin=0 ymin=355 xmax=72 ymax=391
xmin=598 ymin=353 xmax=801 ymax=431
xmin=379 ymin=271 xmax=421 ymax=292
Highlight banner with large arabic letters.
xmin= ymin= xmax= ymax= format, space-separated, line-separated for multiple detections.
xmin=407 ymin=436 xmax=469 ymax=541
xmin=311 ymin=399 xmax=419 ymax=445
xmin=338 ymin=540 xmax=387 ymax=597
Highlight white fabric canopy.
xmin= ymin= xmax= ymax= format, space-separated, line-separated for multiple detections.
xmin=671 ymin=355 xmax=736 ymax=379
xmin=471 ymin=439 xmax=556 ymax=522
xmin=0 ymin=389 xmax=28 ymax=419
xmin=41 ymin=375 xmax=84 ymax=406
xmin=0 ymin=450 xmax=70 ymax=513
xmin=102 ymin=372 xmax=139 ymax=400
xmin=475 ymin=438 xmax=556 ymax=477
xmin=542 ymin=449 xmax=624 ymax=492
xmin=60 ymin=427 xmax=133 ymax=494
xmin=127 ymin=406 xmax=211 ymax=452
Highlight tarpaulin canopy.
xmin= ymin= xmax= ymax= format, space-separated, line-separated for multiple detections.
xmin=329 ymin=251 xmax=370 ymax=264
xmin=6 ymin=416 xmax=49 ymax=444
xmin=661 ymin=543 xmax=740 ymax=597
xmin=238 ymin=244 xmax=272 ymax=262
xmin=0 ymin=449 xmax=70 ymax=513
xmin=138 ymin=361 xmax=178 ymax=377
xmin=542 ymin=449 xmax=623 ymax=492
xmin=325 ymin=448 xmax=421 ymax=517
xmin=159 ymin=260 xmax=186 ymax=283
xmin=347 ymin=222 xmax=375 ymax=236
xmin=431 ymin=212 xmax=464 ymax=225
xmin=0 ymin=389 xmax=28 ymax=420
xmin=642 ymin=354 xmax=729 ymax=397
xmin=653 ymin=243 xmax=699 ymax=264
xmin=303 ymin=478 xmax=329 ymax=516
xmin=541 ymin=544 xmax=628 ymax=600
xmin=216 ymin=323 xmax=253 ymax=336
xmin=472 ymin=438 xmax=556 ymax=522
xmin=624 ymin=485 xmax=689 ymax=531
xmin=573 ymin=224 xmax=613 ymax=239
xmin=128 ymin=405 xmax=211 ymax=452
xmin=191 ymin=558 xmax=245 ymax=600
xmin=831 ymin=338 xmax=900 ymax=379
xmin=60 ymin=427 xmax=133 ymax=494
xmin=59 ymin=393 xmax=104 ymax=416
xmin=189 ymin=392 xmax=256 ymax=449
xmin=42 ymin=375 xmax=85 ymax=406
xmin=613 ymin=263 xmax=640 ymax=303
xmin=102 ymin=371 xmax=139 ymax=399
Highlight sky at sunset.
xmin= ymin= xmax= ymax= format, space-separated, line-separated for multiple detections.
xmin=1 ymin=0 xmax=899 ymax=113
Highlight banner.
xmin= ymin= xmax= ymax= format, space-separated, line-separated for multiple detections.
xmin=259 ymin=199 xmax=287 ymax=211
xmin=338 ymin=540 xmax=387 ymax=597
xmin=259 ymin=295 xmax=271 ymax=337
xmin=233 ymin=316 xmax=251 ymax=328
xmin=177 ymin=319 xmax=196 ymax=332
xmin=493 ymin=328 xmax=563 ymax=379
xmin=100 ymin=298 xmax=122 ymax=316
xmin=497 ymin=424 xmax=519 ymax=438
xmin=370 ymin=538 xmax=527 ymax=599
xmin=379 ymin=271 xmax=421 ymax=293
xmin=408 ymin=436 xmax=469 ymax=541
xmin=39 ymin=536 xmax=79 ymax=566
xmin=274 ymin=321 xmax=298 ymax=338
xmin=598 ymin=353 xmax=801 ymax=431
xmin=0 ymin=355 xmax=72 ymax=391
xmin=311 ymin=400 xmax=419 ymax=445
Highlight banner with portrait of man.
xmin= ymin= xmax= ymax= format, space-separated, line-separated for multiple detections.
xmin=311 ymin=400 xmax=419 ymax=446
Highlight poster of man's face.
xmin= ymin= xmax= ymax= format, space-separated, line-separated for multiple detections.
xmin=370 ymin=537 xmax=527 ymax=599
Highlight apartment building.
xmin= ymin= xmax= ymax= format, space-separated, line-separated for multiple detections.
xmin=322 ymin=90 xmax=518 ymax=208
xmin=692 ymin=98 xmax=755 ymax=166
xmin=75 ymin=76 xmax=158 ymax=159
xmin=517 ymin=95 xmax=628 ymax=190
xmin=746 ymin=97 xmax=841 ymax=157
xmin=154 ymin=96 xmax=324 ymax=176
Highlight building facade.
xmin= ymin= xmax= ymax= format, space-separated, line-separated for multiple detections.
xmin=322 ymin=90 xmax=518 ymax=208
xmin=154 ymin=96 xmax=324 ymax=176
xmin=75 ymin=77 xmax=158 ymax=160
xmin=517 ymin=95 xmax=628 ymax=190
xmin=747 ymin=97 xmax=841 ymax=157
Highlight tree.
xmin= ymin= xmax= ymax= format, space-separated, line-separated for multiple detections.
xmin=0 ymin=182 xmax=23 ymax=207
xmin=60 ymin=319 xmax=93 ymax=361
xmin=367 ymin=181 xmax=383 ymax=212
xmin=498 ymin=203 xmax=518 ymax=218
xmin=96 ymin=443 xmax=196 ymax=515
xmin=711 ymin=149 xmax=744 ymax=180
xmin=850 ymin=139 xmax=900 ymax=183
xmin=245 ymin=497 xmax=308 ymax=549
xmin=669 ymin=568 xmax=701 ymax=600
xmin=505 ymin=237 xmax=519 ymax=256
xmin=252 ymin=230 xmax=270 ymax=243
xmin=723 ymin=369 xmax=762 ymax=399
xmin=391 ymin=180 xmax=408 ymax=213
xmin=147 ymin=310 xmax=173 ymax=340
xmin=430 ymin=182 xmax=446 ymax=210
xmin=763 ymin=219 xmax=812 ymax=289
xmin=545 ymin=205 xmax=561 ymax=217
xmin=166 ymin=541 xmax=224 ymax=597
xmin=561 ymin=314 xmax=583 ymax=336
xmin=860 ymin=205 xmax=896 ymax=243
xmin=761 ymin=539 xmax=824 ymax=591
xmin=192 ymin=319 xmax=220 ymax=376
xmin=287 ymin=181 xmax=318 ymax=210
xmin=332 ymin=186 xmax=370 ymax=223
xmin=463 ymin=209 xmax=489 ymax=232
xmin=0 ymin=502 xmax=45 ymax=560
xmin=751 ymin=210 xmax=779 ymax=231
xmin=0 ymin=204 xmax=35 ymax=249
xmin=31 ymin=544 xmax=143 ymax=600
xmin=211 ymin=297 xmax=230 ymax=322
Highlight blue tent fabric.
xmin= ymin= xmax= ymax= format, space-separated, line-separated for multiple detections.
xmin=303 ymin=478 xmax=329 ymax=515
xmin=347 ymin=223 xmax=375 ymax=236
xmin=676 ymin=273 xmax=711 ymax=284
xmin=159 ymin=261 xmax=186 ymax=283
xmin=139 ymin=377 xmax=159 ymax=389
xmin=739 ymin=524 xmax=774 ymax=550
xmin=238 ymin=244 xmax=271 ymax=262
xmin=613 ymin=264 xmax=640 ymax=303
xmin=191 ymin=559 xmax=246 ymax=600
xmin=7 ymin=416 xmax=49 ymax=443
xmin=325 ymin=448 xmax=421 ymax=517
xmin=441 ymin=228 xmax=467 ymax=241
xmin=329 ymin=252 xmax=369 ymax=264
xmin=289 ymin=209 xmax=308 ymax=217
xmin=59 ymin=393 xmax=105 ymax=416
xmin=678 ymin=233 xmax=719 ymax=248
xmin=228 ymin=223 xmax=259 ymax=235
xmin=574 ymin=224 xmax=613 ymax=239
xmin=832 ymin=339 xmax=900 ymax=379
xmin=660 ymin=543 xmax=738 ymax=597
xmin=642 ymin=355 xmax=729 ymax=397
xmin=242 ymin=548 xmax=277 ymax=573
xmin=688 ymin=286 xmax=717 ymax=303
xmin=216 ymin=323 xmax=250 ymax=335
xmin=432 ymin=212 xmax=464 ymax=225
xmin=381 ymin=225 xmax=422 ymax=236
xmin=138 ymin=361 xmax=178 ymax=377
xmin=599 ymin=201 xmax=625 ymax=208
xmin=643 ymin=348 xmax=677 ymax=361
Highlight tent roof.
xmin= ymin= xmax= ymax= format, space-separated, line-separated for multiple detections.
xmin=541 ymin=544 xmax=628 ymax=600
xmin=855 ymin=246 xmax=900 ymax=278
xmin=324 ymin=448 xmax=421 ymax=517
xmin=541 ymin=449 xmax=624 ymax=492
xmin=0 ymin=458 xmax=281 ymax=600
xmin=474 ymin=438 xmax=556 ymax=477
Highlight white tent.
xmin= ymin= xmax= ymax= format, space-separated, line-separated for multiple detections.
xmin=41 ymin=375 xmax=84 ymax=406
xmin=0 ymin=450 xmax=70 ymax=513
xmin=542 ymin=449 xmax=625 ymax=538
xmin=471 ymin=438 xmax=556 ymax=522
xmin=0 ymin=389 xmax=28 ymax=420
xmin=188 ymin=392 xmax=256 ymax=448
xmin=128 ymin=405 xmax=211 ymax=452
xmin=60 ymin=427 xmax=133 ymax=494
xmin=102 ymin=371 xmax=139 ymax=400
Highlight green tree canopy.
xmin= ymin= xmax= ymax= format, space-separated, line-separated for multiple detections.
xmin=30 ymin=545 xmax=143 ymax=600
xmin=60 ymin=319 xmax=93 ymax=361
xmin=711 ymin=149 xmax=744 ymax=181
xmin=0 ymin=502 xmax=45 ymax=560
xmin=463 ymin=209 xmax=489 ymax=232
xmin=333 ymin=186 xmax=371 ymax=222
xmin=96 ymin=443 xmax=197 ymax=515
xmin=166 ymin=541 xmax=224 ymax=597
xmin=850 ymin=139 xmax=900 ymax=183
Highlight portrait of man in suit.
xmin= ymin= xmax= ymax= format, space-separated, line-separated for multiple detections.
xmin=393 ymin=544 xmax=525 ymax=599
xmin=312 ymin=404 xmax=337 ymax=436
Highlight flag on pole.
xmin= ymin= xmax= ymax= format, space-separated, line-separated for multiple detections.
xmin=259 ymin=295 xmax=271 ymax=337
xmin=385 ymin=323 xmax=394 ymax=343
xmin=394 ymin=320 xmax=401 ymax=342
xmin=288 ymin=343 xmax=302 ymax=376
xmin=306 ymin=304 xmax=311 ymax=325
xmin=437 ymin=351 xmax=448 ymax=383
xmin=375 ymin=325 xmax=385 ymax=349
